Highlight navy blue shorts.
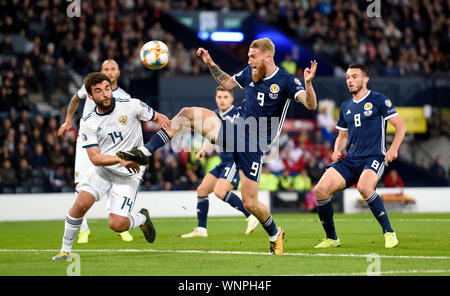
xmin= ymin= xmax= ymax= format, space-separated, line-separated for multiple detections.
xmin=215 ymin=117 xmax=264 ymax=183
xmin=329 ymin=155 xmax=387 ymax=188
xmin=209 ymin=161 xmax=240 ymax=189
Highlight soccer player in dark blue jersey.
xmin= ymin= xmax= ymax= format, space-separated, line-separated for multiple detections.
xmin=117 ymin=38 xmax=318 ymax=254
xmin=312 ymin=63 xmax=406 ymax=249
xmin=181 ymin=86 xmax=259 ymax=238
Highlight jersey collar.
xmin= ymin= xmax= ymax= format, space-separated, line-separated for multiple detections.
xmin=352 ymin=90 xmax=371 ymax=103
xmin=263 ymin=67 xmax=279 ymax=81
xmin=220 ymin=105 xmax=235 ymax=117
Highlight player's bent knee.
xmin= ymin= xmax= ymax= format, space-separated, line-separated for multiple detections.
xmin=197 ymin=185 xmax=210 ymax=197
xmin=213 ymin=188 xmax=226 ymax=200
xmin=108 ymin=216 xmax=130 ymax=233
xmin=312 ymin=185 xmax=329 ymax=200
xmin=242 ymin=199 xmax=258 ymax=213
xmin=357 ymin=184 xmax=373 ymax=199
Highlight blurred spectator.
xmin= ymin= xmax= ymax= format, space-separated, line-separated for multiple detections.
xmin=292 ymin=169 xmax=312 ymax=191
xmin=316 ymin=102 xmax=336 ymax=144
xmin=0 ymin=159 xmax=18 ymax=193
xmin=279 ymin=169 xmax=294 ymax=190
xmin=49 ymin=166 xmax=70 ymax=192
xmin=259 ymin=166 xmax=279 ymax=191
xmin=29 ymin=143 xmax=49 ymax=170
xmin=16 ymin=158 xmax=33 ymax=189
xmin=280 ymin=54 xmax=297 ymax=75
xmin=383 ymin=169 xmax=405 ymax=188
xmin=430 ymin=155 xmax=447 ymax=179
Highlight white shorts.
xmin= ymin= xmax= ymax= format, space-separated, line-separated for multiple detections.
xmin=77 ymin=169 xmax=141 ymax=217
xmin=74 ymin=136 xmax=94 ymax=184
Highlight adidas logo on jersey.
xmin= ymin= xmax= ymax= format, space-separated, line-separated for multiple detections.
xmin=249 ymin=82 xmax=254 ymax=87
xmin=346 ymin=109 xmax=351 ymax=115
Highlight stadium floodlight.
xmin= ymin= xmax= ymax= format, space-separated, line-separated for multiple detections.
xmin=197 ymin=31 xmax=210 ymax=41
xmin=210 ymin=31 xmax=244 ymax=42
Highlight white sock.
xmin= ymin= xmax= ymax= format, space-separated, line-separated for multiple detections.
xmin=80 ymin=216 xmax=89 ymax=231
xmin=62 ymin=214 xmax=83 ymax=253
xmin=128 ymin=212 xmax=146 ymax=230
xmin=269 ymin=229 xmax=280 ymax=241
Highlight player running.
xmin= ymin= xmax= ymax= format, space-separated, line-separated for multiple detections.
xmin=52 ymin=72 xmax=171 ymax=260
xmin=312 ymin=63 xmax=406 ymax=249
xmin=181 ymin=86 xmax=259 ymax=238
xmin=58 ymin=60 xmax=134 ymax=243
xmin=117 ymin=38 xmax=318 ymax=254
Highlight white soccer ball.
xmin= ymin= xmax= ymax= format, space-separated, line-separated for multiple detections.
xmin=140 ymin=40 xmax=170 ymax=70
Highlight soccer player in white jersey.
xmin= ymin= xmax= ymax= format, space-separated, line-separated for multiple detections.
xmin=52 ymin=72 xmax=171 ymax=260
xmin=58 ymin=60 xmax=134 ymax=243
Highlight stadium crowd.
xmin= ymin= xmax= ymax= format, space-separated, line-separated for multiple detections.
xmin=172 ymin=0 xmax=450 ymax=76
xmin=1 ymin=0 xmax=449 ymax=193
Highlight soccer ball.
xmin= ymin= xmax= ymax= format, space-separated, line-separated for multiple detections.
xmin=140 ymin=40 xmax=170 ymax=70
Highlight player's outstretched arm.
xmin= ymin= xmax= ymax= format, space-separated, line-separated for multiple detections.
xmin=197 ymin=47 xmax=238 ymax=90
xmin=152 ymin=111 xmax=171 ymax=131
xmin=297 ymin=60 xmax=318 ymax=110
xmin=385 ymin=115 xmax=406 ymax=163
xmin=58 ymin=94 xmax=81 ymax=136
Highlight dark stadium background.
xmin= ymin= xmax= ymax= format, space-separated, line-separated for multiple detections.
xmin=0 ymin=0 xmax=448 ymax=202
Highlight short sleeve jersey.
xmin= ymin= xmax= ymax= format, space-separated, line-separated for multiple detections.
xmin=233 ymin=66 xmax=305 ymax=150
xmin=336 ymin=90 xmax=398 ymax=158
xmin=79 ymin=98 xmax=155 ymax=178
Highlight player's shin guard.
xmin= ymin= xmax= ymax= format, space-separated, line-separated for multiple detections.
xmin=197 ymin=197 xmax=209 ymax=228
xmin=62 ymin=214 xmax=83 ymax=253
xmin=316 ymin=198 xmax=338 ymax=240
xmin=144 ymin=129 xmax=170 ymax=154
xmin=224 ymin=191 xmax=251 ymax=218
xmin=128 ymin=212 xmax=147 ymax=230
xmin=365 ymin=192 xmax=394 ymax=233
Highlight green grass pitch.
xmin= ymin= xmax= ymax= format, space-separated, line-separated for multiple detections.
xmin=0 ymin=213 xmax=449 ymax=276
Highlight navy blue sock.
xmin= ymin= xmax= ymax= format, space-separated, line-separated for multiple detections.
xmin=197 ymin=196 xmax=209 ymax=228
xmin=144 ymin=129 xmax=170 ymax=154
xmin=365 ymin=192 xmax=394 ymax=234
xmin=224 ymin=192 xmax=251 ymax=218
xmin=262 ymin=215 xmax=278 ymax=238
xmin=316 ymin=198 xmax=338 ymax=240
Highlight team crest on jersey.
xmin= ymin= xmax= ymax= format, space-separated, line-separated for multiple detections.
xmin=118 ymin=115 xmax=128 ymax=125
xmin=364 ymin=102 xmax=373 ymax=116
xmin=364 ymin=102 xmax=373 ymax=110
xmin=385 ymin=99 xmax=392 ymax=107
xmin=270 ymin=84 xmax=280 ymax=94
xmin=82 ymin=133 xmax=87 ymax=142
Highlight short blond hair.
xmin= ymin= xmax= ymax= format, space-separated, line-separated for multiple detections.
xmin=250 ymin=38 xmax=275 ymax=57
xmin=216 ymin=86 xmax=233 ymax=96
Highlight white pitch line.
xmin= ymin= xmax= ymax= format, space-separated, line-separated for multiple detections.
xmin=282 ymin=269 xmax=450 ymax=276
xmin=154 ymin=217 xmax=450 ymax=223
xmin=1 ymin=249 xmax=449 ymax=260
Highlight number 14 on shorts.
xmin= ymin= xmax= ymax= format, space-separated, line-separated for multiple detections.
xmin=121 ymin=196 xmax=133 ymax=212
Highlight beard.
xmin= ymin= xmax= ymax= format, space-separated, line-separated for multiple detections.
xmin=252 ymin=63 xmax=266 ymax=82
xmin=95 ymin=94 xmax=114 ymax=112
xmin=348 ymin=83 xmax=363 ymax=94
